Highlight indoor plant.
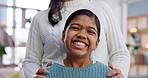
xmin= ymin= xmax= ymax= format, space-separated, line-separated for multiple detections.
xmin=0 ymin=45 xmax=6 ymax=66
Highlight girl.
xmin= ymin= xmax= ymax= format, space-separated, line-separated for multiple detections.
xmin=46 ymin=9 xmax=111 ymax=78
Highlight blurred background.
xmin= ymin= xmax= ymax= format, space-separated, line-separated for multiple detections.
xmin=0 ymin=0 xmax=148 ymax=78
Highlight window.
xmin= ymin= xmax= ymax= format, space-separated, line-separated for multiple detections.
xmin=0 ymin=0 xmax=50 ymax=65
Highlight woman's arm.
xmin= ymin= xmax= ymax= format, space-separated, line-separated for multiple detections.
xmin=93 ymin=1 xmax=131 ymax=78
xmin=102 ymin=2 xmax=130 ymax=78
xmin=22 ymin=12 xmax=44 ymax=78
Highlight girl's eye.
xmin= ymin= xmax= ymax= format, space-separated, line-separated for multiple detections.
xmin=88 ymin=30 xmax=96 ymax=35
xmin=69 ymin=25 xmax=80 ymax=30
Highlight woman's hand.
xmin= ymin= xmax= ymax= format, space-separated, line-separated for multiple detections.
xmin=108 ymin=64 xmax=124 ymax=78
xmin=33 ymin=61 xmax=52 ymax=78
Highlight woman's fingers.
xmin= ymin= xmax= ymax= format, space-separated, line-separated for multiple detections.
xmin=46 ymin=61 xmax=52 ymax=67
xmin=108 ymin=63 xmax=114 ymax=69
xmin=36 ymin=68 xmax=49 ymax=75
xmin=33 ymin=68 xmax=49 ymax=78
xmin=108 ymin=64 xmax=123 ymax=78
xmin=111 ymin=73 xmax=123 ymax=78
xmin=33 ymin=74 xmax=46 ymax=78
xmin=33 ymin=61 xmax=52 ymax=78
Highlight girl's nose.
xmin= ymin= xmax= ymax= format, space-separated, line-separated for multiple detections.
xmin=76 ymin=32 xmax=87 ymax=39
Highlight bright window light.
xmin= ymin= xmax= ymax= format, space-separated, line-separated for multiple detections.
xmin=15 ymin=8 xmax=22 ymax=28
xmin=7 ymin=0 xmax=13 ymax=6
xmin=15 ymin=0 xmax=50 ymax=10
xmin=6 ymin=8 xmax=13 ymax=28
xmin=6 ymin=28 xmax=13 ymax=36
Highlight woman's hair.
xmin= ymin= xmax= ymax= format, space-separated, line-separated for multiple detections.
xmin=48 ymin=0 xmax=64 ymax=26
xmin=63 ymin=9 xmax=101 ymax=38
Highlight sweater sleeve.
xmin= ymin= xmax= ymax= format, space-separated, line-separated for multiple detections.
xmin=22 ymin=12 xmax=44 ymax=78
xmin=94 ymin=2 xmax=131 ymax=78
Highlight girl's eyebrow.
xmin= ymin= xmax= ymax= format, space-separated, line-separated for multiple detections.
xmin=70 ymin=23 xmax=80 ymax=26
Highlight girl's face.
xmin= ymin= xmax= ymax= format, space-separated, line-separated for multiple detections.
xmin=62 ymin=15 xmax=99 ymax=58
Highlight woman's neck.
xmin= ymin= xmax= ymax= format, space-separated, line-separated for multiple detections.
xmin=63 ymin=56 xmax=93 ymax=68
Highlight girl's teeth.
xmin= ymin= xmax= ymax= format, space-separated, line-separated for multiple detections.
xmin=74 ymin=42 xmax=85 ymax=46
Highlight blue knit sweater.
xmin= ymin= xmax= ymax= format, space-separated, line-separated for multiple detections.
xmin=46 ymin=61 xmax=111 ymax=78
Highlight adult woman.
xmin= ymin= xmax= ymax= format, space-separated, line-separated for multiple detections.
xmin=22 ymin=0 xmax=130 ymax=78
